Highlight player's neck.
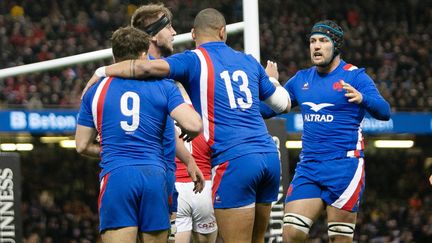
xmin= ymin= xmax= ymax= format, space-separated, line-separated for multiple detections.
xmin=316 ymin=56 xmax=341 ymax=74
xmin=195 ymin=36 xmax=223 ymax=47
xmin=148 ymin=45 xmax=162 ymax=59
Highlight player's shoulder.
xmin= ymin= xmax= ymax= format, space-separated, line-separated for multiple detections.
xmin=158 ymin=78 xmax=176 ymax=85
xmin=82 ymin=77 xmax=107 ymax=100
xmin=293 ymin=67 xmax=315 ymax=80
xmin=244 ymin=53 xmax=260 ymax=64
xmin=167 ymin=49 xmax=197 ymax=62
xmin=338 ymin=60 xmax=372 ymax=86
xmin=155 ymin=78 xmax=178 ymax=91
xmin=340 ymin=60 xmax=366 ymax=74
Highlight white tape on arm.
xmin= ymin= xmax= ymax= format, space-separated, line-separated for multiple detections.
xmin=269 ymin=77 xmax=279 ymax=85
xmin=264 ymin=86 xmax=291 ymax=113
xmin=95 ymin=66 xmax=106 ymax=77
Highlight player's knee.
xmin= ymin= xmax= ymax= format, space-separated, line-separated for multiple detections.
xmin=283 ymin=213 xmax=313 ymax=241
xmin=328 ymin=222 xmax=355 ymax=241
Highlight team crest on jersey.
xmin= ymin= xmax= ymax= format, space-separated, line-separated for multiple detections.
xmin=333 ymin=80 xmax=344 ymax=92
xmin=215 ymin=194 xmax=221 ymax=203
xmin=302 ymin=82 xmax=309 ymax=90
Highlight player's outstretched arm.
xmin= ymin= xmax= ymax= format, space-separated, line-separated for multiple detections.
xmin=170 ymin=104 xmax=203 ymax=142
xmin=262 ymin=60 xmax=291 ymax=114
xmin=104 ymin=59 xmax=170 ymax=79
xmin=341 ymin=79 xmax=391 ymax=121
xmin=75 ymin=125 xmax=100 ymax=158
xmin=82 ymin=59 xmax=171 ymax=98
xmin=264 ymin=78 xmax=291 ymax=114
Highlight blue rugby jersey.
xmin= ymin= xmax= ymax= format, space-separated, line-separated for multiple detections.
xmin=261 ymin=60 xmax=390 ymax=161
xmin=165 ymin=42 xmax=278 ymax=166
xmin=78 ymin=77 xmax=185 ymax=178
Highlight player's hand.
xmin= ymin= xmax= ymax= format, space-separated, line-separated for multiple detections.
xmin=177 ymin=127 xmax=200 ymax=142
xmin=429 ymin=174 xmax=432 ymax=186
xmin=265 ymin=60 xmax=279 ymax=80
xmin=341 ymin=80 xmax=363 ymax=104
xmin=186 ymin=161 xmax=205 ymax=193
xmin=178 ymin=129 xmax=193 ymax=142
xmin=81 ymin=73 xmax=100 ymax=100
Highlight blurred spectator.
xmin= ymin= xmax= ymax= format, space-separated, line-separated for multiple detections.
xmin=0 ymin=0 xmax=430 ymax=111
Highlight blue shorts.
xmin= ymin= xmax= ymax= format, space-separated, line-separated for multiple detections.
xmin=285 ymin=157 xmax=365 ymax=212
xmin=212 ymin=152 xmax=280 ymax=209
xmin=98 ymin=165 xmax=170 ymax=232
xmin=167 ymin=170 xmax=178 ymax=213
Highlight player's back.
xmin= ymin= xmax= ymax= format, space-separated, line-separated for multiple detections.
xmin=191 ymin=42 xmax=277 ymax=165
xmin=86 ymin=76 xmax=176 ymax=177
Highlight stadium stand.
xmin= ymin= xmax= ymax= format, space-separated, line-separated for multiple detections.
xmin=0 ymin=0 xmax=431 ymax=242
xmin=1 ymin=0 xmax=431 ymax=111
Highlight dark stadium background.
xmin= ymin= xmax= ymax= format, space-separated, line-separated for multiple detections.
xmin=0 ymin=0 xmax=431 ymax=242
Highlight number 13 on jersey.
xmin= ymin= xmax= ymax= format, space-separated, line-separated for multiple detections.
xmin=220 ymin=70 xmax=252 ymax=109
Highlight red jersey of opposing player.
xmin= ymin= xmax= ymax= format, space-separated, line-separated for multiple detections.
xmin=175 ymin=132 xmax=212 ymax=182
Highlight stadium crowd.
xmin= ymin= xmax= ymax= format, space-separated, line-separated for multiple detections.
xmin=0 ymin=0 xmax=431 ymax=242
xmin=0 ymin=0 xmax=431 ymax=111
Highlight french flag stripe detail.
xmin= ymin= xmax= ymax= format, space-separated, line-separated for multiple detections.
xmin=343 ymin=63 xmax=358 ymax=71
xmin=211 ymin=161 xmax=229 ymax=204
xmin=98 ymin=173 xmax=110 ymax=213
xmin=331 ymin=158 xmax=365 ymax=210
xmin=192 ymin=48 xmax=215 ymax=146
xmin=91 ymin=77 xmax=113 ymax=151
xmin=91 ymin=77 xmax=113 ymax=133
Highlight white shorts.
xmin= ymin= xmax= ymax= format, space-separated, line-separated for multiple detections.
xmin=175 ymin=180 xmax=217 ymax=234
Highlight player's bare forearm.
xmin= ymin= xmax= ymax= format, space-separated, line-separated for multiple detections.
xmin=171 ymin=104 xmax=203 ymax=142
xmin=106 ymin=59 xmax=171 ymax=79
xmin=75 ymin=125 xmax=100 ymax=158
xmin=175 ymin=130 xmax=194 ymax=164
xmin=80 ymin=144 xmax=100 ymax=158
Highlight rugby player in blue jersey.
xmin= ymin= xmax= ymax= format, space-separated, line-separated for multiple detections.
xmin=262 ymin=20 xmax=391 ymax=242
xmin=84 ymin=8 xmax=291 ymax=243
xmin=129 ymin=4 xmax=201 ymax=240
xmin=75 ymin=26 xmax=203 ymax=243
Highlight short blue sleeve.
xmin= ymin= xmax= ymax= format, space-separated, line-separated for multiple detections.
xmin=165 ymin=51 xmax=198 ymax=86
xmin=259 ymin=102 xmax=277 ymax=119
xmin=284 ymin=74 xmax=299 ymax=108
xmin=163 ymin=80 xmax=186 ymax=113
xmin=258 ymin=63 xmax=276 ymax=101
xmin=77 ymin=86 xmax=96 ymax=128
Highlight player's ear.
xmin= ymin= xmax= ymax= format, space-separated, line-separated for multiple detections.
xmin=138 ymin=51 xmax=148 ymax=60
xmin=150 ymin=34 xmax=158 ymax=42
xmin=191 ymin=28 xmax=196 ymax=40
xmin=219 ymin=26 xmax=227 ymax=41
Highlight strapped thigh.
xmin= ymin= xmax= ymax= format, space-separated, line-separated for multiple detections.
xmin=283 ymin=213 xmax=313 ymax=234
xmin=328 ymin=222 xmax=356 ymax=238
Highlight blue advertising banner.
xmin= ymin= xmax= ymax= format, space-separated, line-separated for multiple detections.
xmin=0 ymin=110 xmax=431 ymax=134
xmin=0 ymin=110 xmax=78 ymax=133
